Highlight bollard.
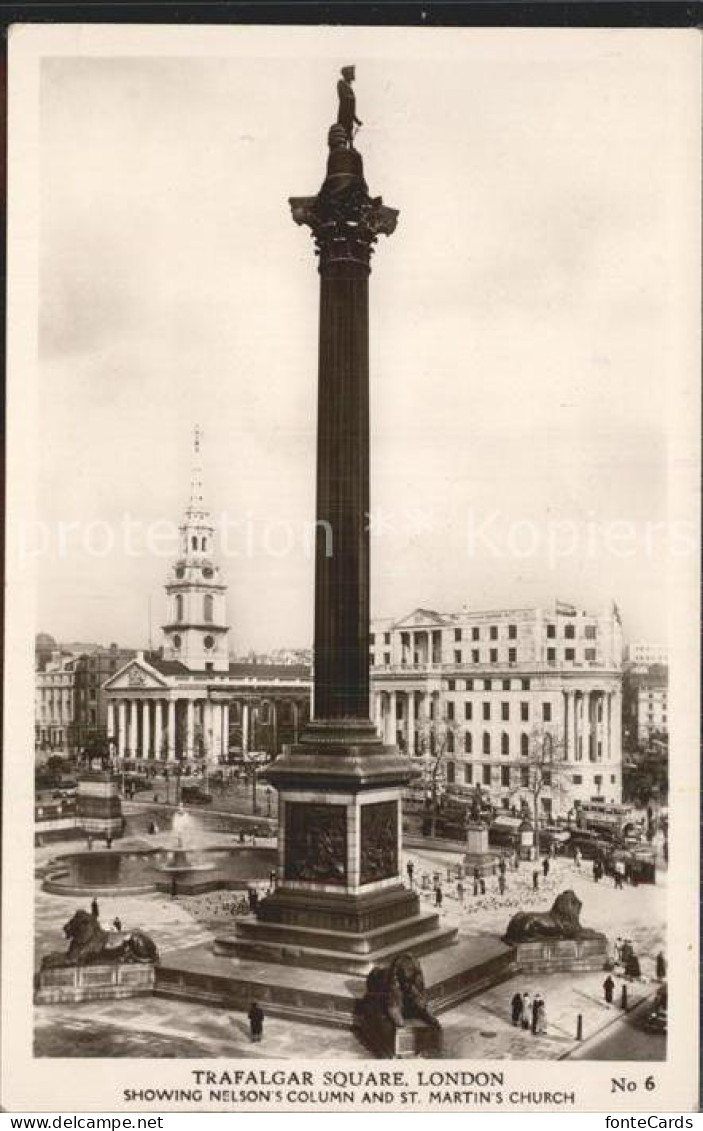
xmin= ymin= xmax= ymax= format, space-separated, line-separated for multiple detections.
xmin=576 ymin=1013 xmax=583 ymax=1041
xmin=621 ymin=984 xmax=628 ymax=1010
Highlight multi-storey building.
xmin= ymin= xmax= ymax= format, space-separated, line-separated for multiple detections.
xmin=35 ymin=651 xmax=80 ymax=751
xmin=623 ymin=642 xmax=668 ymax=668
xmin=103 ymin=431 xmax=311 ymax=767
xmin=370 ymin=601 xmax=623 ymax=817
xmin=73 ymin=645 xmax=137 ymax=749
xmin=623 ymin=663 xmax=668 ymax=748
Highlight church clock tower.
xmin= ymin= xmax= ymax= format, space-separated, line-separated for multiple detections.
xmin=163 ymin=427 xmax=230 ymax=672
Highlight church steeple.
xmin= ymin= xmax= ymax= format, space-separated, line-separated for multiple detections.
xmin=162 ymin=428 xmax=230 ymax=672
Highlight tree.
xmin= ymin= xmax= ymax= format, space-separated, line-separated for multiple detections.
xmin=511 ymin=725 xmax=569 ymax=842
xmin=415 ymin=710 xmax=461 ymax=836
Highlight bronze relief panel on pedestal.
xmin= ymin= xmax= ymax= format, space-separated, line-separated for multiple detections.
xmin=283 ymin=802 xmax=347 ymax=884
xmin=360 ymin=800 xmax=399 ymax=885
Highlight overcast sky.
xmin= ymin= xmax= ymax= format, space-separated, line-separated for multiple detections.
xmin=32 ymin=31 xmax=695 ymax=652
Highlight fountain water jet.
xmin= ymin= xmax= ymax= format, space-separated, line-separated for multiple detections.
xmin=156 ymin=804 xmax=216 ymax=877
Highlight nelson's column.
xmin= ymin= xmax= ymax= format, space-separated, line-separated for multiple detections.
xmin=216 ymin=71 xmax=513 ymax=1019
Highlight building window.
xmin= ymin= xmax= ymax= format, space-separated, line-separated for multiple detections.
xmin=502 ymin=679 xmax=511 ymax=690
xmin=521 ymin=733 xmax=529 ymax=756
xmin=483 ymin=732 xmax=491 ymax=755
xmin=454 ymin=650 xmax=462 ymax=663
xmin=508 ymin=648 xmax=517 ymax=663
xmin=446 ymin=732 xmax=455 ymax=754
xmin=482 ymin=765 xmax=491 ymax=786
xmin=446 ymin=761 xmax=455 ymax=784
xmin=573 ymin=774 xmax=582 ymax=785
xmin=447 ymin=679 xmax=455 ymax=691
xmin=472 ymin=627 xmax=480 ymax=641
xmin=542 ymin=702 xmax=552 ymax=722
xmin=384 ymin=652 xmax=390 ymax=665
xmin=501 ymin=732 xmax=510 ymax=755
xmin=521 ymin=679 xmax=530 ymax=690
xmin=507 ymin=624 xmax=516 ymax=639
xmin=483 ymin=679 xmax=492 ymax=690
xmin=175 ymin=594 xmax=184 ymax=621
xmin=369 ymin=655 xmax=374 ymax=666
xmin=464 ymin=702 xmax=472 ymax=721
xmin=501 ymin=765 xmax=510 ymax=787
xmin=585 ymin=625 xmax=597 ymax=639
xmin=464 ymin=763 xmax=472 ymax=784
xmin=501 ymin=702 xmax=509 ymax=721
xmin=384 ymin=633 xmax=391 ymax=644
xmin=466 ymin=679 xmax=474 ymax=691
xmin=565 ymin=624 xmax=575 ymax=639
xmin=464 ymin=732 xmax=472 ymax=753
xmin=546 ymin=624 xmax=556 ymax=639
xmin=447 ymin=702 xmax=455 ymax=721
xmin=520 ymin=702 xmax=529 ymax=721
xmin=472 ymin=649 xmax=480 ymax=664
xmin=543 ymin=770 xmax=552 ymax=785
xmin=490 ymin=648 xmax=498 ymax=663
xmin=547 ymin=647 xmax=556 ymax=662
xmin=520 ymin=766 xmax=529 ymax=787
xmin=565 ymin=648 xmax=575 ymax=661
xmin=483 ymin=702 xmax=491 ymax=721
xmin=205 ymin=662 xmax=213 ymax=672
xmin=490 ymin=626 xmax=498 ymax=640
xmin=585 ymin=648 xmax=596 ymax=661
xmin=455 ymin=628 xmax=462 ymax=642
xmin=204 ymin=594 xmax=214 ymax=622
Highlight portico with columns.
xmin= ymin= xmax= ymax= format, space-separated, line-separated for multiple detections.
xmin=103 ymin=428 xmax=311 ymax=769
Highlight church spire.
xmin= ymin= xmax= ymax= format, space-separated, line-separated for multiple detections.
xmin=188 ymin=424 xmax=205 ymax=513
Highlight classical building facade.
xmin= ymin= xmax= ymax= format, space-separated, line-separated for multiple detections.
xmin=35 ymin=650 xmax=79 ymax=751
xmin=623 ymin=663 xmax=668 ymax=748
xmin=103 ymin=432 xmax=311 ymax=768
xmin=370 ymin=601 xmax=623 ymax=816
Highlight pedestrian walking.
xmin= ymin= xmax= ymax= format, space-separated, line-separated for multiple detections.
xmin=549 ymin=842 xmax=557 ymax=858
xmin=614 ymin=937 xmax=623 ymax=965
xmin=269 ymin=868 xmax=277 ymax=891
xmin=247 ymin=1001 xmax=264 ymax=1043
xmin=112 ymin=916 xmax=122 ymax=933
xmin=511 ymin=991 xmax=523 ymax=1026
xmin=532 ymin=869 xmax=539 ymax=891
xmin=603 ymin=974 xmax=615 ymax=1005
xmin=531 ymin=993 xmax=539 ymax=1034
xmin=498 ymin=857 xmax=507 ymax=877
xmin=521 ymin=993 xmax=531 ymax=1030
xmin=473 ymin=865 xmax=480 ymax=897
xmin=406 ymin=860 xmax=415 ymax=888
xmin=574 ymin=847 xmax=582 ymax=870
xmin=90 ymin=896 xmax=99 ymax=919
xmin=457 ymin=880 xmax=464 ymax=905
xmin=106 ymin=835 xmax=112 ymax=850
xmin=542 ymin=857 xmax=549 ymax=879
xmin=498 ymin=873 xmax=506 ymax=896
xmin=655 ymin=951 xmax=667 ymax=980
xmin=434 ymin=884 xmax=443 ymax=909
xmin=514 ymin=850 xmax=521 ymax=871
xmin=479 ymin=877 xmax=486 ymax=895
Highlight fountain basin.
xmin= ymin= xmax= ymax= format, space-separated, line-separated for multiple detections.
xmin=42 ymin=846 xmax=277 ymax=898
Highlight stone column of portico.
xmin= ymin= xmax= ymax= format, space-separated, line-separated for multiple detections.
xmin=167 ymin=699 xmax=176 ymax=760
xmin=221 ymin=702 xmax=230 ymax=759
xmin=128 ymin=700 xmax=138 ymax=759
xmin=107 ymin=701 xmax=116 ymax=750
xmin=604 ymin=691 xmax=612 ymax=761
xmin=407 ymin=690 xmax=416 ymax=756
xmin=186 ymin=699 xmax=195 ymax=760
xmin=562 ymin=690 xmax=570 ymax=760
xmin=118 ymin=701 xmax=126 ymax=759
xmin=142 ymin=700 xmax=151 ymax=760
xmin=154 ymin=700 xmax=163 ymax=763
xmin=387 ymin=690 xmax=397 ymax=747
xmin=242 ymin=702 xmax=250 ymax=757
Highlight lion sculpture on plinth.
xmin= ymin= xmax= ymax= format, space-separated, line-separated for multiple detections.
xmin=359 ymin=951 xmax=440 ymax=1030
xmin=504 ymin=889 xmax=604 ymax=945
xmin=40 ymin=909 xmax=159 ymax=970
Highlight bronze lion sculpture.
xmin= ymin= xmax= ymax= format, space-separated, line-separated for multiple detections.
xmin=504 ymin=889 xmax=603 ymax=945
xmin=40 ymin=909 xmax=159 ymax=970
xmin=358 ymin=951 xmax=440 ymax=1030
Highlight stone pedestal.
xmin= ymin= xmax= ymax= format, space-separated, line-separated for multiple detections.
xmin=466 ymin=822 xmax=489 ymax=855
xmin=35 ymin=962 xmax=155 ymax=1005
xmin=76 ymin=772 xmax=123 ymax=840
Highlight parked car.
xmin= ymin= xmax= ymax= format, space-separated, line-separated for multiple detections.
xmin=644 ymin=983 xmax=667 ymax=1033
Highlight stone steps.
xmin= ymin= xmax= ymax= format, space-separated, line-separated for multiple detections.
xmin=214 ymin=921 xmax=459 ymax=976
xmin=228 ymin=910 xmax=444 ymax=955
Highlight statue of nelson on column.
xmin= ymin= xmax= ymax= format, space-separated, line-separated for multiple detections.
xmin=337 ymin=65 xmax=363 ymax=146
